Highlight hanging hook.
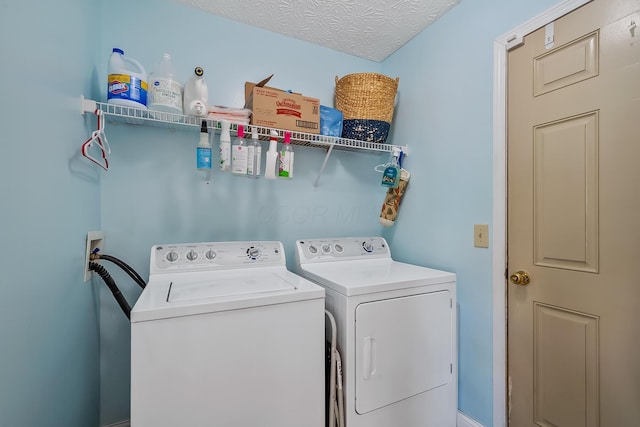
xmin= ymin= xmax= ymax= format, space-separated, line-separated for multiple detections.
xmin=630 ymin=20 xmax=637 ymax=37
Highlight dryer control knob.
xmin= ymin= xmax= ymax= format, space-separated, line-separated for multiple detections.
xmin=308 ymin=245 xmax=318 ymax=254
xmin=166 ymin=251 xmax=179 ymax=262
xmin=334 ymin=244 xmax=344 ymax=253
xmin=247 ymin=246 xmax=261 ymax=260
xmin=186 ymin=250 xmax=198 ymax=261
xmin=322 ymin=244 xmax=332 ymax=254
xmin=362 ymin=241 xmax=374 ymax=253
xmin=205 ymin=249 xmax=217 ymax=260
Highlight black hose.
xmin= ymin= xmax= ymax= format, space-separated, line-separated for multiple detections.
xmin=89 ymin=261 xmax=131 ymax=319
xmin=92 ymin=253 xmax=147 ymax=289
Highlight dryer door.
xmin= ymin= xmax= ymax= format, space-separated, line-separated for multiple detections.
xmin=355 ymin=290 xmax=453 ymax=414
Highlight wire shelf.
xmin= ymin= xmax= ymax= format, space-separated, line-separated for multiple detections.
xmin=82 ymin=98 xmax=405 ymax=154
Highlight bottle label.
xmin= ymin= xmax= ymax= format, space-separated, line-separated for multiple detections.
xmin=381 ymin=166 xmax=399 ymax=188
xmin=149 ymin=78 xmax=183 ymax=110
xmin=231 ymin=145 xmax=248 ymax=175
xmin=108 ymin=74 xmax=148 ymax=105
xmin=247 ymin=146 xmax=262 ymax=176
xmin=197 ymin=147 xmax=212 ymax=169
xmin=219 ymin=143 xmax=230 ymax=172
xmin=279 ymin=151 xmax=291 ymax=178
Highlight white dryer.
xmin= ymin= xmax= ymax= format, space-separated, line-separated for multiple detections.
xmin=295 ymin=237 xmax=457 ymax=427
xmin=131 ymin=241 xmax=325 ymax=427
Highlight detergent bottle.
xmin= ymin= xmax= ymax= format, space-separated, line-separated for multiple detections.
xmin=148 ymin=53 xmax=183 ymax=116
xmin=183 ymin=67 xmax=209 ymax=117
xmin=107 ymin=48 xmax=148 ymax=109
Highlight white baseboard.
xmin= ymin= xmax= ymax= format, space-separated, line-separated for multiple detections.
xmin=458 ymin=411 xmax=485 ymax=427
xmin=103 ymin=421 xmax=130 ymax=427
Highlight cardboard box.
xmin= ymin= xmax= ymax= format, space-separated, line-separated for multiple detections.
xmin=245 ymin=82 xmax=320 ymax=134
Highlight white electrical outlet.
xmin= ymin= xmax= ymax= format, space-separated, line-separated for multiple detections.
xmin=84 ymin=231 xmax=104 ymax=282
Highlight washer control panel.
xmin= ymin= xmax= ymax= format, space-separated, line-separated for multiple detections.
xmin=151 ymin=241 xmax=285 ymax=273
xmin=296 ymin=237 xmax=390 ymax=263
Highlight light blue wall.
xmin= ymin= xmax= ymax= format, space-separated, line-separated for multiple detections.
xmin=0 ymin=0 xmax=101 ymax=426
xmin=381 ymin=0 xmax=561 ymax=425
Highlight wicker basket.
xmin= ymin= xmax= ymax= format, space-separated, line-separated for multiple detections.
xmin=335 ymin=73 xmax=399 ymax=143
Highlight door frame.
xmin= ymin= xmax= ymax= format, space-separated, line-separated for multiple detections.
xmin=491 ymin=1 xmax=591 ymax=426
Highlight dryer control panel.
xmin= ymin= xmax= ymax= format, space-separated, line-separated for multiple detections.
xmin=296 ymin=237 xmax=391 ymax=263
xmin=150 ymin=241 xmax=285 ymax=273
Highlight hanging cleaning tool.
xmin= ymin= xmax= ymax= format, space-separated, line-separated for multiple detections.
xmin=247 ymin=126 xmax=262 ymax=179
xmin=232 ymin=124 xmax=248 ymax=176
xmin=380 ymin=167 xmax=410 ymax=227
xmin=381 ymin=147 xmax=402 ymax=188
xmin=196 ymin=120 xmax=212 ymax=183
xmin=81 ymin=109 xmax=111 ymax=171
xmin=219 ymin=120 xmax=231 ymax=172
xmin=278 ymin=131 xmax=294 ymax=179
xmin=265 ymin=130 xmax=279 ymax=180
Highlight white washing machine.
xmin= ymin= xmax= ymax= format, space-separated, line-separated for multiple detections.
xmin=295 ymin=237 xmax=457 ymax=427
xmin=130 ymin=241 xmax=325 ymax=427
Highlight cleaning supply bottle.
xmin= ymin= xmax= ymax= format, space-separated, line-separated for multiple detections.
xmin=219 ymin=120 xmax=231 ymax=172
xmin=265 ymin=130 xmax=279 ymax=180
xmin=278 ymin=132 xmax=294 ymax=178
xmin=196 ymin=120 xmax=212 ymax=183
xmin=247 ymin=126 xmax=262 ymax=179
xmin=183 ymin=67 xmax=209 ymax=117
xmin=231 ymin=124 xmax=248 ymax=176
xmin=381 ymin=147 xmax=401 ymax=188
xmin=148 ymin=53 xmax=183 ymax=116
xmin=107 ymin=48 xmax=148 ymax=109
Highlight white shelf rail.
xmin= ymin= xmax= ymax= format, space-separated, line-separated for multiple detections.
xmin=81 ymin=96 xmax=408 ymax=186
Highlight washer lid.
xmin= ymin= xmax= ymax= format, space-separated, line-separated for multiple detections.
xmin=168 ymin=272 xmax=295 ymax=302
xmin=131 ymin=268 xmax=325 ymax=322
xmin=297 ymin=259 xmax=455 ymax=296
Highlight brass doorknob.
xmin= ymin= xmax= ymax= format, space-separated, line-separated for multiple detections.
xmin=510 ymin=270 xmax=531 ymax=285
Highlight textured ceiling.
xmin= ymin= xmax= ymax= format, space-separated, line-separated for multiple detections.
xmin=174 ymin=0 xmax=460 ymax=62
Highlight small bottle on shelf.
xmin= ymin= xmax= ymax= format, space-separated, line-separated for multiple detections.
xmin=247 ymin=126 xmax=262 ymax=179
xmin=231 ymin=124 xmax=248 ymax=176
xmin=196 ymin=120 xmax=212 ymax=183
xmin=278 ymin=131 xmax=294 ymax=179
xmin=219 ymin=120 xmax=231 ymax=172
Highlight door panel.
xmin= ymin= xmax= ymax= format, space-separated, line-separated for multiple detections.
xmin=533 ymin=111 xmax=599 ymax=272
xmin=507 ymin=0 xmax=640 ymax=425
xmin=354 ymin=291 xmax=452 ymax=414
xmin=533 ymin=303 xmax=599 ymax=427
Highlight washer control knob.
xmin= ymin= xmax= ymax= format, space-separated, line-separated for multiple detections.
xmin=362 ymin=241 xmax=374 ymax=253
xmin=322 ymin=244 xmax=332 ymax=254
xmin=186 ymin=250 xmax=198 ymax=261
xmin=166 ymin=251 xmax=179 ymax=262
xmin=247 ymin=246 xmax=261 ymax=260
xmin=205 ymin=249 xmax=217 ymax=260
xmin=334 ymin=244 xmax=344 ymax=253
xmin=308 ymin=245 xmax=318 ymax=254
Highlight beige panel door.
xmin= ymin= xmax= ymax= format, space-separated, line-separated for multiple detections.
xmin=507 ymin=1 xmax=640 ymax=426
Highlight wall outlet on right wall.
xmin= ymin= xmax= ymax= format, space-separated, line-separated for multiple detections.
xmin=474 ymin=224 xmax=489 ymax=248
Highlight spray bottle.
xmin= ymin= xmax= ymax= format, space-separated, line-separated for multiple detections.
xmin=183 ymin=66 xmax=208 ymax=117
xmin=381 ymin=147 xmax=401 ymax=188
xmin=219 ymin=120 xmax=231 ymax=172
xmin=232 ymin=124 xmax=248 ymax=176
xmin=196 ymin=120 xmax=212 ymax=183
xmin=265 ymin=130 xmax=279 ymax=180
xmin=278 ymin=132 xmax=294 ymax=178
xmin=247 ymin=126 xmax=262 ymax=179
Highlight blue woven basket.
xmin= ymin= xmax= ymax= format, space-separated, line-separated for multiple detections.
xmin=342 ymin=119 xmax=390 ymax=144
